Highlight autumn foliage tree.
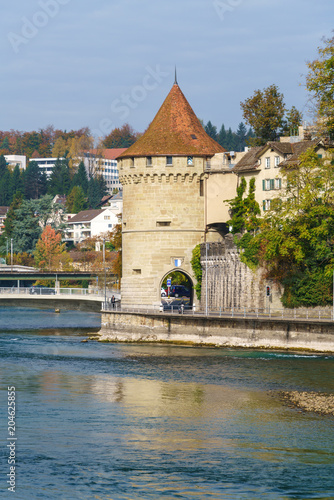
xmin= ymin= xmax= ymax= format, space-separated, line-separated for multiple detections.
xmin=103 ymin=124 xmax=138 ymax=148
xmin=34 ymin=225 xmax=70 ymax=271
xmin=306 ymin=35 xmax=334 ymax=138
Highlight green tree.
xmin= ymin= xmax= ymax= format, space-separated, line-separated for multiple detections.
xmin=88 ymin=176 xmax=107 ymax=208
xmin=0 ymin=155 xmax=7 ymax=176
xmin=225 ymin=177 xmax=260 ymax=234
xmin=0 ymin=169 xmax=11 ymax=205
xmin=10 ymin=195 xmax=64 ymax=254
xmin=190 ymin=244 xmax=202 ymax=300
xmin=48 ymin=158 xmax=71 ymax=196
xmin=306 ymin=36 xmax=334 ymax=138
xmin=2 ymin=192 xmax=23 ymax=238
xmin=24 ymin=161 xmax=46 ymax=199
xmin=11 ymin=200 xmax=43 ymax=254
xmin=238 ymin=148 xmax=334 ymax=307
xmin=217 ymin=124 xmax=227 ymax=148
xmin=240 ymin=84 xmax=286 ymax=145
xmin=225 ymin=127 xmax=236 ymax=151
xmin=282 ymin=106 xmax=303 ymax=136
xmin=205 ymin=121 xmax=218 ymax=141
xmin=0 ymin=136 xmax=10 ymax=152
xmin=235 ymin=122 xmax=247 ymax=152
xmin=71 ymin=161 xmax=89 ymax=194
xmin=66 ymin=186 xmax=87 ymax=213
xmin=10 ymin=165 xmax=24 ymax=199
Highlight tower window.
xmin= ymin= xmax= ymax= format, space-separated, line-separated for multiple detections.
xmin=200 ymin=179 xmax=204 ymax=196
xmin=146 ymin=156 xmax=152 ymax=166
xmin=166 ymin=156 xmax=173 ymax=166
xmin=156 ymin=221 xmax=171 ymax=227
xmin=187 ymin=156 xmax=194 ymax=165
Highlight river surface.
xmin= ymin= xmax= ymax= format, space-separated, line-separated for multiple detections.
xmin=0 ymin=306 xmax=334 ymax=500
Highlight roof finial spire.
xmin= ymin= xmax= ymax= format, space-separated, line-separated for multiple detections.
xmin=174 ymin=66 xmax=178 ymax=85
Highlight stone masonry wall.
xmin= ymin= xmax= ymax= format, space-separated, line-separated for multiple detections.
xmin=200 ymin=235 xmax=264 ymax=311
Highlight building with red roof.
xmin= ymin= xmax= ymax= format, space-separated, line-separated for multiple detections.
xmin=117 ymin=79 xmax=225 ymax=308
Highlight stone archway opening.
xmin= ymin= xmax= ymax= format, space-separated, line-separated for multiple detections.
xmin=160 ymin=270 xmax=193 ymax=307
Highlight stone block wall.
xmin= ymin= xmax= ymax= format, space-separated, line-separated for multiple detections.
xmin=200 ymin=235 xmax=265 ymax=311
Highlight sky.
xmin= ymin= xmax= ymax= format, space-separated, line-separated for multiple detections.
xmin=1 ymin=0 xmax=333 ymax=140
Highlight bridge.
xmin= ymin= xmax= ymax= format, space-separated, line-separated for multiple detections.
xmin=0 ymin=267 xmax=121 ymax=311
xmin=0 ymin=287 xmax=121 ymax=312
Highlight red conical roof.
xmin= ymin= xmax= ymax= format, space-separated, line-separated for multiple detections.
xmin=118 ymin=83 xmax=225 ymax=158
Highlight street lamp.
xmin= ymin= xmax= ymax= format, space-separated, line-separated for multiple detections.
xmin=205 ymin=242 xmax=209 ymax=316
xmin=103 ymin=238 xmax=107 ymax=306
xmin=10 ymin=238 xmax=13 ymax=273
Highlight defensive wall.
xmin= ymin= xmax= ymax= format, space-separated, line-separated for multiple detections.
xmin=98 ymin=310 xmax=334 ymax=352
xmin=200 ymin=235 xmax=282 ymax=311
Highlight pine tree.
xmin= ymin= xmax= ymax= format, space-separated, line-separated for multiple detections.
xmin=3 ymin=192 xmax=23 ymax=238
xmin=10 ymin=165 xmax=24 ymax=198
xmin=66 ymin=186 xmax=87 ymax=213
xmin=0 ymin=155 xmax=7 ymax=176
xmin=48 ymin=159 xmax=71 ymax=196
xmin=25 ymin=161 xmax=45 ymax=199
xmin=218 ymin=124 xmax=227 ymax=147
xmin=225 ymin=128 xmax=236 ymax=151
xmin=205 ymin=121 xmax=218 ymax=141
xmin=0 ymin=170 xmax=11 ymax=205
xmin=71 ymin=161 xmax=89 ymax=194
xmin=235 ymin=122 xmax=247 ymax=152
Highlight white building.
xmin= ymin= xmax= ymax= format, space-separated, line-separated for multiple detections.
xmin=5 ymin=155 xmax=26 ymax=170
xmin=28 ymin=157 xmax=65 ymax=178
xmin=83 ymin=148 xmax=126 ymax=194
xmin=64 ymin=207 xmax=119 ymax=245
xmin=99 ymin=191 xmax=123 ymax=215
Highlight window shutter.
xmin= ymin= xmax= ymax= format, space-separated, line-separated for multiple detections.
xmin=263 ymin=200 xmax=266 ymax=211
xmin=270 ymin=179 xmax=275 ymax=190
xmin=262 ymin=180 xmax=265 ymax=191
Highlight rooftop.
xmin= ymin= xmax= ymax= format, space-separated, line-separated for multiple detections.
xmin=117 ymin=83 xmax=225 ymax=158
xmin=67 ymin=209 xmax=104 ymax=223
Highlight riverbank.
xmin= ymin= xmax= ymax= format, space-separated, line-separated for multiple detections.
xmin=97 ymin=311 xmax=334 ymax=353
xmin=277 ymin=391 xmax=334 ymax=416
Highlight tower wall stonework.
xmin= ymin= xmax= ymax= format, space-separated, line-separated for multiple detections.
xmin=119 ymin=158 xmax=206 ymax=307
xmin=200 ymin=236 xmax=264 ymax=311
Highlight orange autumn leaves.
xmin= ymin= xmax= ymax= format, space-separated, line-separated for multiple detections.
xmin=34 ymin=225 xmax=71 ymax=271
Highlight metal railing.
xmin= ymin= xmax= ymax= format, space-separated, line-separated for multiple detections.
xmin=101 ymin=302 xmax=334 ymax=322
xmin=0 ymin=287 xmax=120 ymax=299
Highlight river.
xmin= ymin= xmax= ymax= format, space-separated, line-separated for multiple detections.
xmin=1 ymin=306 xmax=333 ymax=499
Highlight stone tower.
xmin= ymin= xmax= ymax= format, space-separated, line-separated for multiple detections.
xmin=117 ymin=80 xmax=224 ymax=308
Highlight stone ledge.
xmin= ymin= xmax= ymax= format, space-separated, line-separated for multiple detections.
xmin=98 ymin=311 xmax=334 ymax=353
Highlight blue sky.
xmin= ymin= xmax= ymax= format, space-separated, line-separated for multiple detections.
xmin=1 ymin=0 xmax=333 ymax=139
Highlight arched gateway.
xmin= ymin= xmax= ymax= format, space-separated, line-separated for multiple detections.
xmin=161 ymin=269 xmax=194 ymax=305
xmin=117 ymin=78 xmax=225 ymax=308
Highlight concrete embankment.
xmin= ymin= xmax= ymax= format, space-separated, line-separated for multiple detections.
xmin=98 ymin=311 xmax=334 ymax=352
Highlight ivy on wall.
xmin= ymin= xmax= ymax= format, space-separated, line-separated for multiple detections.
xmin=190 ymin=244 xmax=202 ymax=300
